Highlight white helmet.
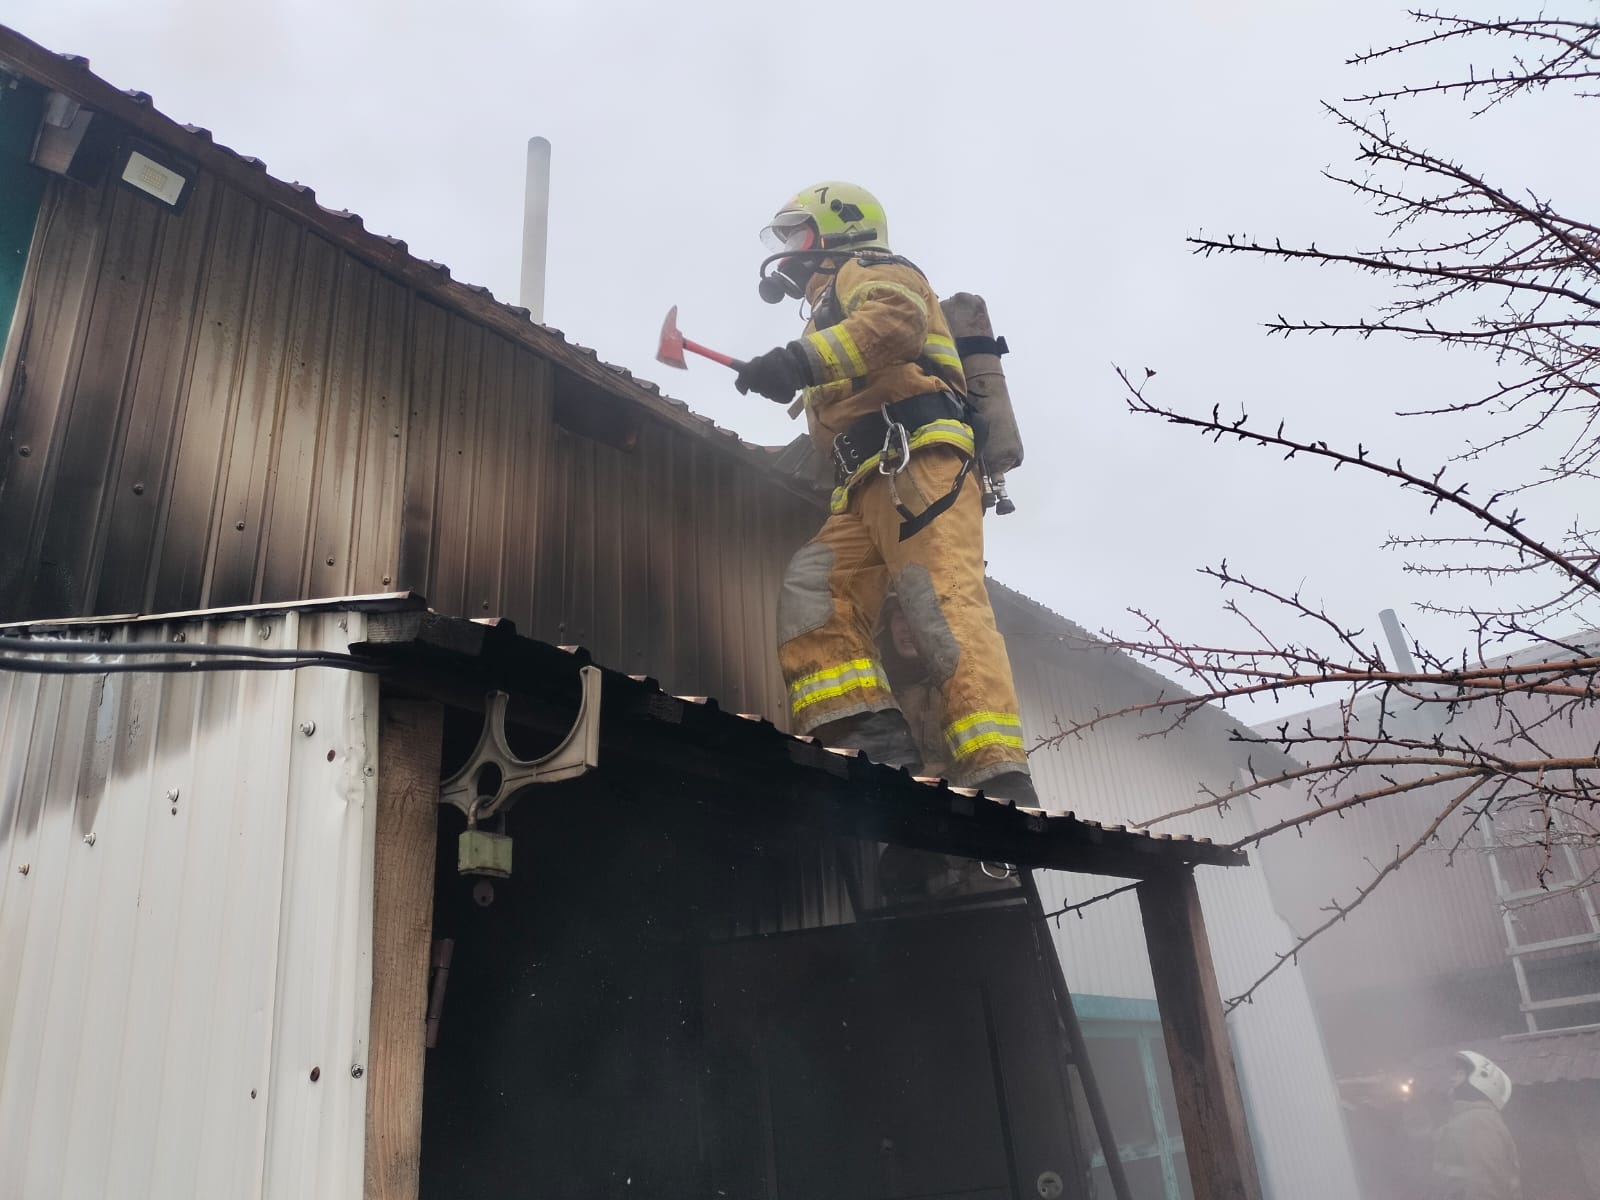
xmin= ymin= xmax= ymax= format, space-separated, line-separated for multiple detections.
xmin=1455 ymin=1051 xmax=1513 ymax=1110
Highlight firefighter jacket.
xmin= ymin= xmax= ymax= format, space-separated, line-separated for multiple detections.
xmin=1433 ymin=1097 xmax=1521 ymax=1200
xmin=794 ymin=256 xmax=972 ymax=509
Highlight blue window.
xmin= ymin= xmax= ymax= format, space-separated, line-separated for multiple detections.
xmin=0 ymin=77 xmax=47 ymax=354
xmin=1073 ymin=995 xmax=1191 ymax=1200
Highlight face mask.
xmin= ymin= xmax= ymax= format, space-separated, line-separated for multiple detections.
xmin=757 ymin=214 xmax=817 ymax=303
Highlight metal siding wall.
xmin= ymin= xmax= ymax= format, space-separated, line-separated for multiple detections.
xmin=1202 ymin=865 xmax=1362 ymax=1200
xmin=1256 ymin=686 xmax=1600 ymax=997
xmin=1 ymin=173 xmax=813 ymax=719
xmin=1004 ymin=627 xmax=1362 ymax=1199
xmin=0 ymin=611 xmax=378 ymax=1200
xmin=521 ymin=419 xmax=809 ymax=719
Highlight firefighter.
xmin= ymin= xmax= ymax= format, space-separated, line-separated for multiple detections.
xmin=735 ymin=181 xmax=1036 ymax=804
xmin=1433 ymin=1051 xmax=1521 ymax=1200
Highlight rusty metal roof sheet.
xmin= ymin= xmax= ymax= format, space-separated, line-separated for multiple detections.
xmin=1 ymin=595 xmax=1246 ymax=877
xmin=0 ymin=26 xmax=814 ymax=499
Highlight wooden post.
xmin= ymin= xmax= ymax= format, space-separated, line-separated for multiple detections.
xmin=364 ymin=699 xmax=444 ymax=1200
xmin=1137 ymin=870 xmax=1263 ymax=1200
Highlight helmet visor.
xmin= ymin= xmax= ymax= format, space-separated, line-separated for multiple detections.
xmin=760 ymin=210 xmax=816 ymax=254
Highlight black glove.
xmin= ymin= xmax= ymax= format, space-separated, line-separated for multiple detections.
xmin=735 ymin=343 xmax=809 ymax=403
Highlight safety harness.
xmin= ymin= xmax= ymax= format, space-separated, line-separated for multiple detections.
xmin=805 ymin=254 xmax=986 ymax=541
xmin=831 ymin=393 xmax=976 ymax=542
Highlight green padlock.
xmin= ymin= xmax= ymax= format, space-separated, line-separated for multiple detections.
xmin=458 ymin=828 xmax=513 ymax=878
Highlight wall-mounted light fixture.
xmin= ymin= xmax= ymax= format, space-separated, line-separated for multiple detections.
xmin=114 ymin=137 xmax=196 ymax=214
xmin=29 ymin=93 xmax=198 ymax=215
xmin=30 ymin=90 xmax=103 ymax=178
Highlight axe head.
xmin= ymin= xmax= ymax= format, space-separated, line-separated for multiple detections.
xmin=655 ymin=305 xmax=687 ymax=369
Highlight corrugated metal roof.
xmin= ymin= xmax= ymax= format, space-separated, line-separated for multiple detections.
xmin=0 ymin=607 xmax=377 ymax=1199
xmin=1 ymin=596 xmax=1244 ymax=877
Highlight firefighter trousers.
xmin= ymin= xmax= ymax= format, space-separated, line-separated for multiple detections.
xmin=776 ymin=444 xmax=1030 ymax=786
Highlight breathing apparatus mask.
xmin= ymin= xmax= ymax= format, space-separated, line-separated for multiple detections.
xmin=757 ymin=212 xmax=881 ymax=303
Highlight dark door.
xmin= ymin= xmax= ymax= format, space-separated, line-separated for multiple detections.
xmin=702 ymin=908 xmax=1084 ymax=1200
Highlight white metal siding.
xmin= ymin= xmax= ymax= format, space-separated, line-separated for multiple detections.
xmin=0 ymin=611 xmax=379 ymax=1200
xmin=1011 ymin=637 xmax=1362 ymax=1200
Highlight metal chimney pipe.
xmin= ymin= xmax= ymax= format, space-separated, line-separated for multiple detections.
xmin=1379 ymin=608 xmax=1416 ymax=673
xmin=520 ymin=136 xmax=551 ymax=322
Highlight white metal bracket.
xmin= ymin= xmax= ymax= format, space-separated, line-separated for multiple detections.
xmin=438 ymin=666 xmax=602 ymax=820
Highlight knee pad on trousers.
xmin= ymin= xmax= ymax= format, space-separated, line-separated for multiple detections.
xmin=890 ymin=564 xmax=961 ymax=685
xmin=778 ymin=541 xmax=836 ymax=646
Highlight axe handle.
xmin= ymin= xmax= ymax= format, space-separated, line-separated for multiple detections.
xmin=682 ymin=338 xmax=743 ymax=370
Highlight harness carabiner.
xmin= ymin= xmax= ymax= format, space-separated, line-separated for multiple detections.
xmin=878 ymin=404 xmax=911 ymax=476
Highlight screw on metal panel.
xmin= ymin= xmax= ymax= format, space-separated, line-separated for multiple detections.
xmin=326 ymin=556 xmax=335 ymax=566
xmin=381 ymin=576 xmax=391 ymax=586
xmin=17 ymin=863 xmax=28 ymax=875
xmin=250 ymin=1089 xmax=257 ymax=1099
xmin=363 ymin=765 xmax=375 ymax=777
xmin=299 ymin=721 xmax=316 ymax=737
xmin=260 ymin=626 xmax=272 ymax=641
xmin=235 ymin=521 xmax=245 ymax=530
xmin=18 ymin=445 xmax=29 ymax=457
xmin=166 ymin=788 xmax=180 ymax=803
xmin=350 ymin=1065 xmax=363 ymax=1079
xmin=132 ymin=482 xmax=145 ymax=495
xmin=309 ymin=1066 xmax=321 ymax=1082
xmin=83 ymin=832 xmax=96 ymax=846
xmin=171 ymin=632 xmax=186 ymax=643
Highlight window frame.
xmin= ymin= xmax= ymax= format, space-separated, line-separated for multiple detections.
xmin=1075 ymin=995 xmax=1187 ymax=1200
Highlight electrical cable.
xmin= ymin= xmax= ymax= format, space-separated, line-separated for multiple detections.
xmin=0 ymin=635 xmax=363 ymax=662
xmin=0 ymin=636 xmax=383 ymax=675
xmin=0 ymin=655 xmax=383 ymax=676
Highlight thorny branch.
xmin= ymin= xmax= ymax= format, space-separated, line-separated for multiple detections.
xmin=1223 ymin=777 xmax=1496 ymax=1012
xmin=1053 ymin=8 xmax=1600 ymax=1011
xmin=1039 ymin=881 xmax=1142 ymax=925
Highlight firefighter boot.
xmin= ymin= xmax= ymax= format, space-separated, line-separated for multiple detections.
xmin=815 ymin=708 xmax=924 ymax=773
xmin=979 ymin=768 xmax=1039 ymax=808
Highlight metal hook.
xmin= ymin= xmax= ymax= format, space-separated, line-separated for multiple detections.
xmin=438 ymin=665 xmax=603 ymax=819
xmin=878 ymin=405 xmax=910 ymax=476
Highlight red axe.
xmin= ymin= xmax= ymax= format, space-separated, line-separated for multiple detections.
xmin=656 ymin=306 xmax=744 ymax=372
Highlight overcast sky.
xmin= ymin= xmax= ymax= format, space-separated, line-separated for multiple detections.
xmin=9 ymin=0 xmax=1595 ymax=712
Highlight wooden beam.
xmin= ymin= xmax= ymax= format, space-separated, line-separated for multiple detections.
xmin=364 ymin=699 xmax=444 ymax=1200
xmin=1137 ymin=870 xmax=1263 ymax=1200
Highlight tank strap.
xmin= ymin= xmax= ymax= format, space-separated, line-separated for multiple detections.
xmin=954 ymin=334 xmax=1009 ymax=358
xmin=890 ymin=455 xmax=975 ymax=543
